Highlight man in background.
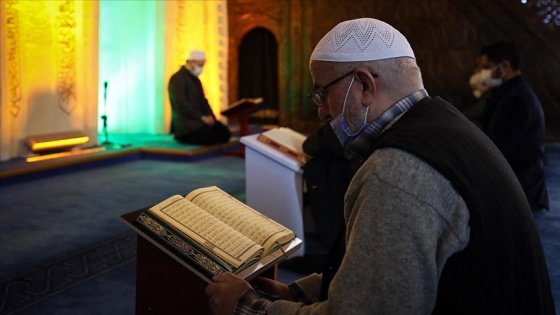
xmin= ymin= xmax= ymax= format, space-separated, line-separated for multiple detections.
xmin=479 ymin=41 xmax=549 ymax=213
xmin=168 ymin=50 xmax=231 ymax=145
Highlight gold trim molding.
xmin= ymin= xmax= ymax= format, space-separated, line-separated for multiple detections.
xmin=56 ymin=0 xmax=77 ymax=115
xmin=5 ymin=0 xmax=22 ymax=118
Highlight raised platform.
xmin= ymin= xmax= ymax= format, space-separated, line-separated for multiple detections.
xmin=0 ymin=134 xmax=241 ymax=180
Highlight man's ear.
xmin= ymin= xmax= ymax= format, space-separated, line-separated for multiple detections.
xmin=355 ymin=68 xmax=376 ymax=107
xmin=501 ymin=60 xmax=512 ymax=72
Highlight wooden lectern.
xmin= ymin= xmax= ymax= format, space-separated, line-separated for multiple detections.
xmin=221 ymin=98 xmax=263 ymax=155
xmin=120 ymin=209 xmax=301 ymax=315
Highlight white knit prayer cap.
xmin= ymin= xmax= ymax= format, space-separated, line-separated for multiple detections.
xmin=188 ymin=49 xmax=206 ymax=61
xmin=310 ymin=18 xmax=415 ymax=62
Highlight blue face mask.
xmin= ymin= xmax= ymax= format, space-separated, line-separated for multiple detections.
xmin=329 ymin=76 xmax=369 ymax=149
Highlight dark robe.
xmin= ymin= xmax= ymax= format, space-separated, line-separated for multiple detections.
xmin=480 ymin=76 xmax=549 ymax=211
xmin=168 ymin=67 xmax=230 ymax=145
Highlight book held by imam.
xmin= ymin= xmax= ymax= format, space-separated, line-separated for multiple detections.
xmin=134 ymin=186 xmax=297 ymax=280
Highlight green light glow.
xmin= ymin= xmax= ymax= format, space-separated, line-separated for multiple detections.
xmin=98 ymin=0 xmax=165 ymax=136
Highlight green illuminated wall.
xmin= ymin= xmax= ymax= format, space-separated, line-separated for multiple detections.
xmin=98 ymin=0 xmax=165 ymax=135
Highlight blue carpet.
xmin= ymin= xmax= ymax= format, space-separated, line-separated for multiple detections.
xmin=0 ymin=155 xmax=247 ymax=314
xmin=1 ymin=146 xmax=559 ymax=314
xmin=0 ymin=155 xmax=246 ymax=278
xmin=1 ymin=234 xmax=136 ymax=315
xmin=536 ymin=144 xmax=560 ymax=312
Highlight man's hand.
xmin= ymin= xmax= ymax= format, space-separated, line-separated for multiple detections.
xmin=206 ymin=272 xmax=251 ymax=315
xmin=202 ymin=115 xmax=216 ymax=126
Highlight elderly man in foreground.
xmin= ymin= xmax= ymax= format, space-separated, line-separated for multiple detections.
xmin=205 ymin=18 xmax=555 ymax=315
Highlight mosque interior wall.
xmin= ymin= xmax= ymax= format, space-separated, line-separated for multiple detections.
xmin=227 ymin=0 xmax=560 ymax=140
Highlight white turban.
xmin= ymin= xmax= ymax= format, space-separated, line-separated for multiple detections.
xmin=188 ymin=50 xmax=206 ymax=61
xmin=310 ymin=18 xmax=415 ymax=63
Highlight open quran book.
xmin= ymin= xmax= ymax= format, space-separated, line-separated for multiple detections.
xmin=130 ymin=186 xmax=299 ymax=282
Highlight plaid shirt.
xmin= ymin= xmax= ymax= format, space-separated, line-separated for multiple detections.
xmin=234 ymin=283 xmax=309 ymax=314
xmin=346 ymin=89 xmax=429 ymax=168
xmin=234 ymin=289 xmax=271 ymax=315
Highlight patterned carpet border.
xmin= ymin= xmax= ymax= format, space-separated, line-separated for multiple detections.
xmin=0 ymin=232 xmax=137 ymax=314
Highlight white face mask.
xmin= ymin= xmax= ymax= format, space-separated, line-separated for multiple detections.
xmin=191 ymin=65 xmax=203 ymax=77
xmin=484 ymin=77 xmax=502 ymax=88
xmin=484 ymin=63 xmax=503 ymax=87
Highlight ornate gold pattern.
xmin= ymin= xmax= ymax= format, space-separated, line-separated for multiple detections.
xmin=56 ymin=0 xmax=77 ymax=115
xmin=174 ymin=1 xmax=187 ymax=67
xmin=137 ymin=213 xmax=227 ymax=276
xmin=5 ymin=1 xmax=22 ymax=118
xmin=216 ymin=2 xmax=228 ymax=108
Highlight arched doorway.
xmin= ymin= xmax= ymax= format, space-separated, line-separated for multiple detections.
xmin=237 ymin=27 xmax=279 ymax=125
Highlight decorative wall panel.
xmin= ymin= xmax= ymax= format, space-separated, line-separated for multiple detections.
xmin=227 ymin=0 xmax=559 ymax=139
xmin=0 ymin=1 xmax=99 ymax=160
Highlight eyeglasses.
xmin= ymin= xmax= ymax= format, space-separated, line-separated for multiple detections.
xmin=308 ymin=70 xmax=379 ymax=107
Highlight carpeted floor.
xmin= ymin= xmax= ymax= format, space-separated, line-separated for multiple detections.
xmin=0 ymin=142 xmax=558 ymax=314
xmin=0 ymin=153 xmax=249 ymax=314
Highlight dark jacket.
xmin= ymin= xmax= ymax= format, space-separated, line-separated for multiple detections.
xmin=302 ymin=124 xmax=354 ymax=254
xmin=481 ymin=76 xmax=549 ymax=211
xmin=168 ymin=67 xmax=215 ymax=136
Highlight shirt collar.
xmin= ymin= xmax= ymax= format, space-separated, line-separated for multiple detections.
xmin=345 ymin=89 xmax=429 ymax=167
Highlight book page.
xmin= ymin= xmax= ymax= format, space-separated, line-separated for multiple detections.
xmin=222 ymin=98 xmax=263 ymax=116
xmin=149 ymin=195 xmax=263 ymax=268
xmin=185 ymin=187 xmax=295 ymax=256
xmin=230 ymin=97 xmax=263 ymax=108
